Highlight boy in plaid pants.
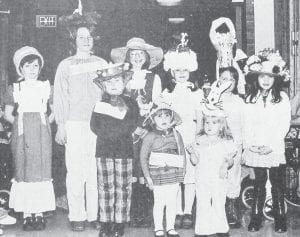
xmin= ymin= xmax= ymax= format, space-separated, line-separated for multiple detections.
xmin=90 ymin=63 xmax=139 ymax=237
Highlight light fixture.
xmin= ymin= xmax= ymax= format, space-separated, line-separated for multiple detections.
xmin=156 ymin=0 xmax=183 ymax=6
xmin=168 ymin=17 xmax=185 ymax=24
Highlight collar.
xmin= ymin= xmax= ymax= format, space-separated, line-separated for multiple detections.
xmin=153 ymin=128 xmax=173 ymax=136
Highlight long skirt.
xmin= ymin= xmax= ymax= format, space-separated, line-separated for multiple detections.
xmin=9 ymin=113 xmax=55 ymax=213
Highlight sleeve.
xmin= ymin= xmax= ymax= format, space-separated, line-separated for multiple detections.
xmin=90 ymin=111 xmax=102 ymax=136
xmin=269 ymin=92 xmax=291 ymax=152
xmin=53 ymin=60 xmax=70 ymax=126
xmin=3 ymin=85 xmax=14 ymax=106
xmin=151 ymin=74 xmax=162 ymax=102
xmin=176 ymin=131 xmax=186 ymax=158
xmin=140 ymin=133 xmax=154 ymax=178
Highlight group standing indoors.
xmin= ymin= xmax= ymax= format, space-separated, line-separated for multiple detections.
xmin=4 ymin=46 xmax=55 ymax=231
xmin=91 ymin=63 xmax=139 ymax=237
xmin=242 ymin=49 xmax=291 ymax=233
xmin=161 ymin=33 xmax=203 ymax=229
xmin=111 ymin=38 xmax=163 ymax=227
xmin=53 ymin=15 xmax=107 ymax=231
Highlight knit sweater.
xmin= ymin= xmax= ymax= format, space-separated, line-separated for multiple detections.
xmin=90 ymin=95 xmax=139 ymax=159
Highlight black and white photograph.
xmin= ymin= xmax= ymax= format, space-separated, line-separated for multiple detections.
xmin=0 ymin=0 xmax=299 ymax=236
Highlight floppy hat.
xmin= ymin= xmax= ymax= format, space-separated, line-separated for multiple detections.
xmin=13 ymin=46 xmax=44 ymax=80
xmin=111 ymin=38 xmax=163 ymax=69
xmin=244 ymin=48 xmax=290 ymax=81
xmin=143 ymin=101 xmax=182 ymax=127
xmin=163 ymin=33 xmax=198 ymax=72
xmin=94 ymin=63 xmax=133 ymax=87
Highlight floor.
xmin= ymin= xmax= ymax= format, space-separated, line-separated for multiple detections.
xmin=2 ymin=207 xmax=300 ymax=237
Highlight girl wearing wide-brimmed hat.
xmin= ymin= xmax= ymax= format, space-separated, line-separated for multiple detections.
xmin=242 ymin=48 xmax=291 ymax=233
xmin=111 ymin=37 xmax=163 ymax=227
xmin=90 ymin=63 xmax=139 ymax=237
xmin=161 ymin=33 xmax=203 ymax=229
xmin=140 ymin=100 xmax=185 ymax=237
xmin=3 ymin=46 xmax=55 ymax=231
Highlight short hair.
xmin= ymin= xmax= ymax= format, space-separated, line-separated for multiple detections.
xmin=219 ymin=66 xmax=239 ymax=94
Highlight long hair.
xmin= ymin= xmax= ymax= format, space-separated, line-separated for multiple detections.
xmin=124 ymin=49 xmax=151 ymax=70
xmin=219 ymin=66 xmax=239 ymax=95
xmin=245 ymin=73 xmax=284 ymax=104
xmin=198 ymin=114 xmax=233 ymax=140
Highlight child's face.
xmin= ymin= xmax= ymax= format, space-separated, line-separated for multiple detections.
xmin=103 ymin=76 xmax=125 ymax=96
xmin=153 ymin=109 xmax=172 ymax=131
xmin=204 ymin=116 xmax=221 ymax=136
xmin=258 ymin=74 xmax=275 ymax=91
xmin=76 ymin=27 xmax=94 ymax=54
xmin=21 ymin=59 xmax=40 ymax=81
xmin=172 ymin=69 xmax=190 ymax=83
xmin=219 ymin=71 xmax=236 ymax=93
xmin=129 ymin=50 xmax=146 ymax=69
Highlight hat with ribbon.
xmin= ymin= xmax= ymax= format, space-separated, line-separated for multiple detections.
xmin=244 ymin=48 xmax=290 ymax=82
xmin=94 ymin=63 xmax=133 ymax=88
xmin=163 ymin=33 xmax=198 ymax=72
xmin=13 ymin=46 xmax=44 ymax=80
xmin=111 ymin=37 xmax=163 ymax=69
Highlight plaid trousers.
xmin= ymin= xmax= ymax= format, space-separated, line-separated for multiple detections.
xmin=97 ymin=158 xmax=133 ymax=223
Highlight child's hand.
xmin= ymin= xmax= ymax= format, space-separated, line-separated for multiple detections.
xmin=219 ymin=164 xmax=228 ymax=179
xmin=258 ymin=146 xmax=273 ymax=155
xmin=146 ymin=176 xmax=154 ymax=190
xmin=55 ymin=125 xmax=67 ymax=145
xmin=185 ymin=144 xmax=194 ymax=154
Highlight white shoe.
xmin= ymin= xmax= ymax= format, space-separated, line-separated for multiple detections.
xmin=0 ymin=215 xmax=16 ymax=225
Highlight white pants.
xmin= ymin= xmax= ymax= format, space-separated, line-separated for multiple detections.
xmin=176 ymin=184 xmax=195 ymax=215
xmin=195 ymin=179 xmax=228 ymax=235
xmin=65 ymin=121 xmax=98 ymax=222
xmin=227 ymin=151 xmax=242 ymax=198
xmin=153 ymin=184 xmax=179 ymax=231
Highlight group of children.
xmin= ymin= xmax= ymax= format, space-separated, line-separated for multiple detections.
xmin=0 ymin=15 xmax=292 ymax=237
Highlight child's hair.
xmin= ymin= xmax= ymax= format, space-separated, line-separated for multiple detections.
xmin=19 ymin=54 xmax=44 ymax=81
xmin=124 ymin=49 xmax=151 ymax=70
xmin=245 ymin=73 xmax=285 ymax=104
xmin=219 ymin=66 xmax=239 ymax=95
xmin=198 ymin=114 xmax=233 ymax=140
xmin=149 ymin=109 xmax=173 ymax=129
xmin=164 ymin=70 xmax=199 ymax=92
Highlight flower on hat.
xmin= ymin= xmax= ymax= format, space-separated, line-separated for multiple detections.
xmin=244 ymin=48 xmax=291 ymax=82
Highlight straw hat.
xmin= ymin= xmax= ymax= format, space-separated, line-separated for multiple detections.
xmin=111 ymin=38 xmax=163 ymax=69
xmin=13 ymin=46 xmax=44 ymax=80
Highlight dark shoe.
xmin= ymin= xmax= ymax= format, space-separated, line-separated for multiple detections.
xmin=182 ymin=214 xmax=193 ymax=229
xmin=90 ymin=220 xmax=101 ymax=230
xmin=112 ymin=223 xmax=125 ymax=237
xmin=194 ymin=235 xmax=208 ymax=237
xmin=34 ymin=216 xmax=46 ymax=230
xmin=154 ymin=230 xmax=165 ymax=237
xmin=248 ymin=186 xmax=266 ymax=232
xmin=248 ymin=215 xmax=263 ymax=232
xmin=166 ymin=229 xmax=180 ymax=237
xmin=216 ymin=232 xmax=230 ymax=237
xmin=98 ymin=222 xmax=111 ymax=237
xmin=23 ymin=217 xmax=35 ymax=231
xmin=175 ymin=215 xmax=183 ymax=228
xmin=70 ymin=221 xmax=85 ymax=232
xmin=272 ymin=187 xmax=287 ymax=233
xmin=226 ymin=198 xmax=241 ymax=229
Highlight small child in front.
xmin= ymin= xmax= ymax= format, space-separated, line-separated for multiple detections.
xmin=189 ymin=108 xmax=237 ymax=237
xmin=140 ymin=102 xmax=185 ymax=237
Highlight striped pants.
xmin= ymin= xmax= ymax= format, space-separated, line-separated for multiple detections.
xmin=97 ymin=158 xmax=133 ymax=223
